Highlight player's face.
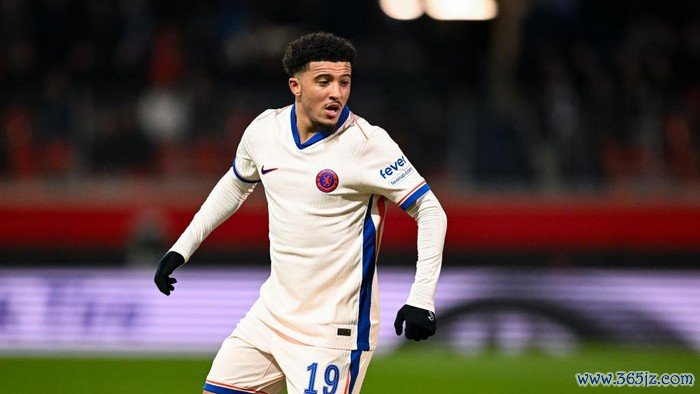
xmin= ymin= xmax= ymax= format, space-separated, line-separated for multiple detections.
xmin=289 ymin=61 xmax=352 ymax=132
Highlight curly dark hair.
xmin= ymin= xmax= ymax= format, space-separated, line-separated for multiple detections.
xmin=282 ymin=32 xmax=356 ymax=76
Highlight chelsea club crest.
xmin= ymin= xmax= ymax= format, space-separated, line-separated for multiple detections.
xmin=316 ymin=169 xmax=339 ymax=193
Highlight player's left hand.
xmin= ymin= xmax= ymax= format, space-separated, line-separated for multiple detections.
xmin=394 ymin=304 xmax=436 ymax=341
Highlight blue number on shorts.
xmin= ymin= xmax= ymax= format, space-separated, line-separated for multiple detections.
xmin=305 ymin=363 xmax=319 ymax=394
xmin=306 ymin=362 xmax=341 ymax=394
xmin=323 ymin=364 xmax=340 ymax=394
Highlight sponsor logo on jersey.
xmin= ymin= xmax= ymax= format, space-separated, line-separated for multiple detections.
xmin=316 ymin=169 xmax=339 ymax=193
xmin=380 ymin=156 xmax=414 ymax=185
xmin=261 ymin=165 xmax=278 ymax=175
xmin=379 ymin=156 xmax=407 ymax=179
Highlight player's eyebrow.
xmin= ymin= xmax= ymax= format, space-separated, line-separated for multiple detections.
xmin=313 ymin=73 xmax=352 ymax=80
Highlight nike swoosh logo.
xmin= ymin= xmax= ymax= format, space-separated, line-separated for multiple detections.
xmin=261 ymin=166 xmax=278 ymax=175
xmin=428 ymin=312 xmax=435 ymax=321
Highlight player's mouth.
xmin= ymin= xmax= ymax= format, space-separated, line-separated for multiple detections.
xmin=323 ymin=103 xmax=341 ymax=119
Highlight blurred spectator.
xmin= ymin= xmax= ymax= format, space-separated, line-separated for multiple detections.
xmin=136 ymin=87 xmax=190 ymax=145
xmin=36 ymin=69 xmax=74 ymax=176
xmin=2 ymin=106 xmax=35 ymax=177
xmin=663 ymin=110 xmax=698 ymax=182
xmin=92 ymin=104 xmax=154 ymax=175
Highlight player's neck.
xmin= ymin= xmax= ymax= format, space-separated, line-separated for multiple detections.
xmin=297 ymin=126 xmax=316 ymax=144
xmin=295 ymin=105 xmax=317 ymax=144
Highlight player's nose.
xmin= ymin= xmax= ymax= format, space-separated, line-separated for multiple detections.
xmin=329 ymin=81 xmax=342 ymax=99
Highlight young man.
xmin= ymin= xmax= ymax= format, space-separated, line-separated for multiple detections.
xmin=154 ymin=32 xmax=447 ymax=394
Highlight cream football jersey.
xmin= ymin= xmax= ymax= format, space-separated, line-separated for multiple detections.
xmin=230 ymin=104 xmax=431 ymax=351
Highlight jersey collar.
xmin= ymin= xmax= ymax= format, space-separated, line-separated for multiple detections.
xmin=291 ymin=104 xmax=350 ymax=150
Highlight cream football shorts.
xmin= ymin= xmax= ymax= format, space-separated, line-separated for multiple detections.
xmin=204 ymin=313 xmax=374 ymax=394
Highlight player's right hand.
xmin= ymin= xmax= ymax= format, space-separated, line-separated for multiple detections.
xmin=394 ymin=304 xmax=437 ymax=341
xmin=154 ymin=251 xmax=185 ymax=296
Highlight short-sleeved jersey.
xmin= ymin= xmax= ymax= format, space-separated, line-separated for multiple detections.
xmin=233 ymin=104 xmax=430 ymax=351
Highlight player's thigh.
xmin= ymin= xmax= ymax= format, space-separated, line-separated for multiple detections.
xmin=277 ymin=344 xmax=374 ymax=394
xmin=204 ymin=335 xmax=285 ymax=394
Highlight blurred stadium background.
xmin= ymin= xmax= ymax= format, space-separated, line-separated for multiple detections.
xmin=1 ymin=0 xmax=699 ymax=392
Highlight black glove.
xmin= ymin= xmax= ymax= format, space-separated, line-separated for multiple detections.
xmin=394 ymin=304 xmax=436 ymax=341
xmin=154 ymin=251 xmax=185 ymax=296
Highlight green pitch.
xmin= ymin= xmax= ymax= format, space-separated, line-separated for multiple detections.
xmin=0 ymin=346 xmax=697 ymax=393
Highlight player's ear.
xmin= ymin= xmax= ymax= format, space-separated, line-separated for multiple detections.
xmin=288 ymin=77 xmax=301 ymax=97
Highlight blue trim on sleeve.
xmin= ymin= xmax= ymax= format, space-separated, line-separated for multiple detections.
xmin=290 ymin=104 xmax=350 ymax=150
xmin=348 ymin=350 xmax=362 ymax=394
xmin=399 ymin=184 xmax=431 ymax=210
xmin=203 ymin=382 xmax=252 ymax=394
xmin=357 ymin=195 xmax=377 ymax=351
xmin=232 ymin=157 xmax=260 ymax=184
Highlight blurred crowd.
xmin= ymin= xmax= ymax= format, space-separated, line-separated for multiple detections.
xmin=0 ymin=0 xmax=698 ymax=190
xmin=511 ymin=0 xmax=700 ymax=189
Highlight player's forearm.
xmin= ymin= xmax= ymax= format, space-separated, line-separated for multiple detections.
xmin=170 ymin=169 xmax=255 ymax=261
xmin=405 ymin=191 xmax=447 ymax=311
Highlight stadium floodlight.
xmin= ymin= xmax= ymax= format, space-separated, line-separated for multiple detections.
xmin=379 ymin=0 xmax=425 ymax=20
xmin=424 ymin=0 xmax=499 ymax=20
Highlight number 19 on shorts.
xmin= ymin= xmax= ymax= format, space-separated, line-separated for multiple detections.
xmin=305 ymin=362 xmax=340 ymax=394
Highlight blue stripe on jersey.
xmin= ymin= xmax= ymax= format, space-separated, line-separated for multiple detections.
xmin=203 ymin=382 xmax=254 ymax=394
xmin=348 ymin=349 xmax=362 ymax=394
xmin=232 ymin=157 xmax=260 ymax=183
xmin=358 ymin=195 xmax=377 ymax=351
xmin=399 ymin=184 xmax=431 ymax=210
xmin=290 ymin=104 xmax=350 ymax=150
